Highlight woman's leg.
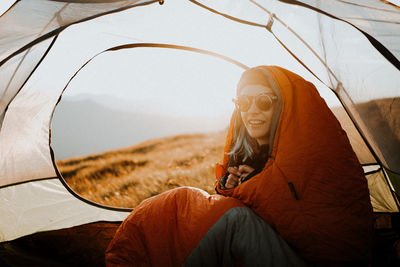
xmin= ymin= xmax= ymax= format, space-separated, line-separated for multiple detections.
xmin=183 ymin=206 xmax=308 ymax=267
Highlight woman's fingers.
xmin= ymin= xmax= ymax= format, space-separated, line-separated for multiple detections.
xmin=225 ymin=174 xmax=239 ymax=189
xmin=238 ymin=165 xmax=255 ymax=176
xmin=227 ymin=166 xmax=241 ymax=176
xmin=225 ymin=166 xmax=254 ymax=188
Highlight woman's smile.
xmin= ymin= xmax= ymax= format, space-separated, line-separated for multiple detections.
xmin=247 ymin=119 xmax=266 ymax=126
xmin=246 ymin=118 xmax=268 ymax=132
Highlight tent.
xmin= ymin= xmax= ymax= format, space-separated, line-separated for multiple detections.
xmin=0 ymin=0 xmax=399 ymax=265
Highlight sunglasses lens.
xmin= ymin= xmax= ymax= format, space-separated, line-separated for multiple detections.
xmin=237 ymin=95 xmax=274 ymax=112
xmin=255 ymin=95 xmax=272 ymax=111
xmin=237 ymin=96 xmax=250 ymax=112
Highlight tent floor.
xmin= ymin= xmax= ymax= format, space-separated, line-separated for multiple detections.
xmin=0 ymin=214 xmax=399 ymax=266
xmin=372 ymin=213 xmax=400 ymax=266
xmin=0 ymin=222 xmax=120 ymax=267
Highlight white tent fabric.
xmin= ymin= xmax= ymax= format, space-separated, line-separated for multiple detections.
xmin=0 ymin=26 xmax=150 ymax=185
xmin=0 ymin=0 xmax=157 ymax=117
xmin=282 ymin=0 xmax=400 ymax=62
xmin=0 ymin=179 xmax=129 ymax=242
xmin=0 ymin=0 xmax=399 ymax=243
xmin=0 ymin=0 xmax=159 ymax=242
xmin=0 ymin=38 xmax=55 ymax=123
xmin=0 ymin=0 xmax=156 ymax=61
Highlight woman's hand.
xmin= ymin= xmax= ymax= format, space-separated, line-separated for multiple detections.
xmin=225 ymin=165 xmax=256 ymax=188
xmin=238 ymin=165 xmax=255 ymax=182
xmin=225 ymin=167 xmax=241 ymax=189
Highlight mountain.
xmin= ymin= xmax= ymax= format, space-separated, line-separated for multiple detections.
xmin=51 ymin=96 xmax=228 ymax=160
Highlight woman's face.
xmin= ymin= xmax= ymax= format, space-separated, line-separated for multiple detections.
xmin=238 ymin=85 xmax=276 ymax=146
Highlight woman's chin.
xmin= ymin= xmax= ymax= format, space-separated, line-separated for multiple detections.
xmin=248 ymin=131 xmax=269 ymax=144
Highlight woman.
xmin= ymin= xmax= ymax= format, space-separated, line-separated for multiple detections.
xmin=217 ymin=66 xmax=281 ymax=190
xmin=106 ymin=66 xmax=373 ymax=266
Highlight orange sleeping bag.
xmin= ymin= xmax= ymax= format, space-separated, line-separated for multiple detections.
xmin=106 ymin=66 xmax=373 ymax=266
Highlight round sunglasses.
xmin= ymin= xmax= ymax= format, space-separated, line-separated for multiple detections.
xmin=233 ymin=94 xmax=277 ymax=112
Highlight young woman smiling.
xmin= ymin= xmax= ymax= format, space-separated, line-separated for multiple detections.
xmin=220 ymin=68 xmax=280 ymax=189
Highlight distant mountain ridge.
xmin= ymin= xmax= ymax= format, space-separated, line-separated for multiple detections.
xmin=51 ymin=96 xmax=228 ymax=160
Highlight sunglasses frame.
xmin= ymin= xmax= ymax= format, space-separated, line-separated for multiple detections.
xmin=233 ymin=93 xmax=277 ymax=112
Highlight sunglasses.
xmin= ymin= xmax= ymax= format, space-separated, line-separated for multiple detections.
xmin=233 ymin=94 xmax=277 ymax=112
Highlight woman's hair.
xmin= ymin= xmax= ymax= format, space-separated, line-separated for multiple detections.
xmin=228 ymin=109 xmax=257 ymax=164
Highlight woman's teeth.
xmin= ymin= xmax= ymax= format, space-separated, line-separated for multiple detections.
xmin=249 ymin=120 xmax=264 ymax=125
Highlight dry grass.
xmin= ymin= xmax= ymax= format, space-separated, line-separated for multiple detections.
xmin=57 ymin=131 xmax=226 ymax=208
xmin=330 ymin=106 xmax=375 ymax=164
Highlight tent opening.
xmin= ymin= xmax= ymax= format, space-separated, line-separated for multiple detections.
xmin=51 ymin=46 xmax=245 ymax=208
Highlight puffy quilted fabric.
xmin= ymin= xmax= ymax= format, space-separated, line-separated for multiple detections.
xmin=216 ymin=66 xmax=373 ymax=265
xmin=106 ymin=187 xmax=246 ymax=266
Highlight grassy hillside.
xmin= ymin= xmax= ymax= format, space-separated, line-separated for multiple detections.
xmin=57 ymin=132 xmax=226 ymax=208
xmin=331 ymin=97 xmax=400 ymax=169
xmin=330 ymin=106 xmax=375 ymax=164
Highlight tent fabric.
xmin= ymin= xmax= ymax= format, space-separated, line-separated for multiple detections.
xmin=0 ymin=179 xmax=129 ymax=242
xmin=0 ymin=37 xmax=56 ymax=122
xmin=0 ymin=78 xmax=59 ymax=185
xmin=0 ymin=0 xmax=161 ymax=186
xmin=0 ymin=0 xmax=162 ymax=243
xmin=0 ymin=0 xmax=158 ymax=119
xmin=106 ymin=66 xmax=373 ymax=266
xmin=386 ymin=168 xmax=400 ymax=198
xmin=0 ymin=19 xmax=161 ymax=187
xmin=280 ymin=0 xmax=400 ymax=64
xmin=366 ymin=169 xmax=399 ymax=212
xmin=0 ymin=0 xmax=157 ymax=63
xmin=0 ymin=29 xmax=135 ymax=240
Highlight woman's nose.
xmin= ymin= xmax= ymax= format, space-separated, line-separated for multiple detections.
xmin=247 ymin=99 xmax=260 ymax=113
